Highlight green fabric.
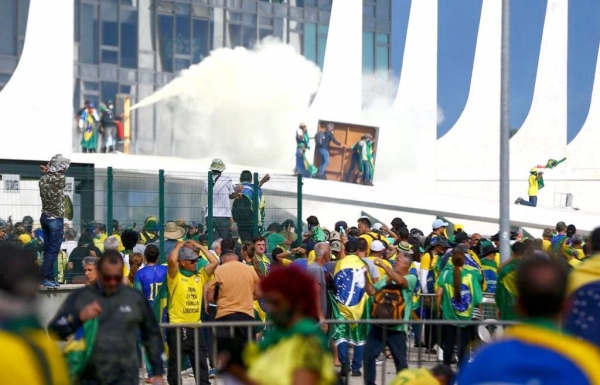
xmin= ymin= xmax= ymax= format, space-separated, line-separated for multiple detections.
xmin=65 ymin=318 xmax=99 ymax=380
xmin=267 ymin=233 xmax=286 ymax=253
xmin=311 ymin=226 xmax=326 ymax=242
xmin=495 ymin=259 xmax=520 ymax=321
xmin=371 ymin=275 xmax=417 ymax=332
xmin=0 ymin=315 xmax=42 ymax=332
xmin=357 ymin=141 xmax=375 ymax=180
xmin=329 ymin=291 xmax=370 ymax=345
xmin=437 ymin=269 xmax=483 ymax=326
xmin=258 ymin=318 xmax=328 ymax=352
xmin=523 ymin=317 xmax=561 ymax=333
xmin=545 ymin=158 xmax=566 ymax=169
xmin=144 ymin=216 xmax=158 ymax=231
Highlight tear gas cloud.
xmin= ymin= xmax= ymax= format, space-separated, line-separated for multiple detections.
xmin=132 ymin=37 xmax=322 ymax=169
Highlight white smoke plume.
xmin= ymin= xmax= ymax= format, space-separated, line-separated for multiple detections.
xmin=132 ymin=37 xmax=321 ymax=169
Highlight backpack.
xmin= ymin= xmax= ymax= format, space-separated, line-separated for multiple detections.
xmin=371 ymin=284 xmax=405 ymax=320
xmin=315 ymin=131 xmax=327 ymax=147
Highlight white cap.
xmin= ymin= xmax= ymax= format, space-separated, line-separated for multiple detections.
xmin=432 ymin=219 xmax=449 ymax=229
xmin=372 ymin=223 xmax=383 ymax=231
xmin=370 ymin=240 xmax=386 ymax=252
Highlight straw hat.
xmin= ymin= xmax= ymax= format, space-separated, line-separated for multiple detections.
xmin=164 ymin=221 xmax=185 ymax=240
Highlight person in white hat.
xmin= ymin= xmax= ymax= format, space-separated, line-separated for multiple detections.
xmin=152 ymin=221 xmax=185 ymax=261
xmin=202 ymin=159 xmax=241 ymax=239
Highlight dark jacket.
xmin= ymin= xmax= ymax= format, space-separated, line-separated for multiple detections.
xmin=315 ymin=130 xmax=341 ymax=149
xmin=48 ymin=283 xmax=164 ymax=384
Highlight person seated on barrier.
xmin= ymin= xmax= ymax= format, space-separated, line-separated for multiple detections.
xmin=363 ymin=250 xmax=418 ymax=385
xmin=435 ymin=250 xmax=483 ymax=366
xmin=221 ymin=265 xmax=336 ymax=385
xmin=459 ymin=257 xmax=600 ymax=385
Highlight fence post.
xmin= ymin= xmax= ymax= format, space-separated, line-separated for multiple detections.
xmin=159 ymin=169 xmax=165 ymax=258
xmin=207 ymin=171 xmax=214 ymax=246
xmin=107 ymin=167 xmax=113 ymax=234
xmin=296 ymin=174 xmax=302 ymax=239
xmin=252 ymin=173 xmax=259 ymax=238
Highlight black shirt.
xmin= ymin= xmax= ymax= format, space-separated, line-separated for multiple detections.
xmin=316 ymin=130 xmax=342 ymax=149
xmin=67 ymin=244 xmax=102 ymax=282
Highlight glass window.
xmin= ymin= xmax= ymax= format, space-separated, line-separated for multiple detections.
xmin=120 ymin=9 xmax=138 ymax=68
xmin=273 ymin=17 xmax=284 ymax=40
xmin=242 ymin=13 xmax=257 ymax=47
xmin=83 ymin=81 xmax=99 ymax=91
xmin=120 ymin=85 xmax=131 ymax=94
xmin=74 ymin=0 xmax=80 ymax=42
xmin=363 ymin=4 xmax=375 ymax=17
xmin=83 ymin=94 xmax=100 ymax=107
xmin=175 ymin=4 xmax=191 ymax=55
xmin=228 ymin=24 xmax=241 ymax=47
xmin=18 ymin=0 xmax=30 ymax=37
xmin=101 ymin=81 xmax=118 ymax=103
xmin=101 ymin=0 xmax=118 ymax=46
xmin=259 ymin=16 xmax=272 ymax=27
xmin=376 ymin=45 xmax=388 ymax=71
xmin=376 ymin=33 xmax=388 ymax=44
xmin=259 ymin=28 xmax=271 ymax=41
xmin=101 ymin=49 xmax=118 ymax=64
xmin=81 ymin=3 xmax=99 ymax=64
xmin=192 ymin=18 xmax=210 ymax=63
xmin=175 ymin=58 xmax=190 ymax=71
xmin=362 ymin=31 xmax=374 ymax=73
xmin=318 ymin=0 xmax=332 ymax=11
xmin=317 ymin=24 xmax=327 ymax=70
xmin=288 ymin=20 xmax=302 ymax=54
xmin=158 ymin=14 xmax=174 ymax=72
xmin=303 ymin=23 xmax=317 ymax=63
xmin=376 ymin=0 xmax=390 ymax=20
xmin=0 ymin=0 xmax=15 ymax=55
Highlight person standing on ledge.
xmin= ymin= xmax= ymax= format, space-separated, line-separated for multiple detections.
xmin=315 ymin=123 xmax=345 ymax=180
xmin=515 ymin=167 xmax=543 ymax=207
xmin=39 ymin=154 xmax=71 ymax=288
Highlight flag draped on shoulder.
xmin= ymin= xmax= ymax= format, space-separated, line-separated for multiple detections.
xmin=64 ymin=318 xmax=99 ymax=380
xmin=330 ymin=255 xmax=370 ymax=345
xmin=495 ymin=259 xmax=519 ymax=321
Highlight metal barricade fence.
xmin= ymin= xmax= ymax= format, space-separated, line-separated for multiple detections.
xmin=0 ymin=166 xmax=301 ymax=281
xmin=157 ymin=315 xmax=513 ymax=385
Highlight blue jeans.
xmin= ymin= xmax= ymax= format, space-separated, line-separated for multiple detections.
xmin=364 ymin=326 xmax=408 ymax=385
xmin=295 ymin=149 xmax=310 ymax=177
xmin=40 ymin=213 xmax=64 ymax=281
xmin=362 ymin=160 xmax=372 ymax=184
xmin=337 ymin=342 xmax=364 ymax=372
xmin=317 ymin=147 xmax=330 ymax=178
xmin=520 ymin=195 xmax=538 ymax=207
xmin=344 ymin=153 xmax=361 ymax=182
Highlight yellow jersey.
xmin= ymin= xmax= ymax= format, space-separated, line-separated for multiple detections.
xmin=168 ymin=268 xmax=211 ymax=324
xmin=367 ymin=256 xmax=392 ymax=278
xmin=359 ymin=232 xmax=391 ymax=256
xmin=528 ymin=174 xmax=538 ymax=196
xmin=0 ymin=329 xmax=69 ymax=385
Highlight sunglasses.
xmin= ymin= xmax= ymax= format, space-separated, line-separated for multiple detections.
xmin=102 ymin=274 xmax=123 ymax=283
xmin=185 ymin=259 xmax=198 ymax=264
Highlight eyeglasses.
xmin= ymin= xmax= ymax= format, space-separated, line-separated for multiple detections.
xmin=186 ymin=259 xmax=198 ymax=264
xmin=102 ymin=274 xmax=123 ymax=283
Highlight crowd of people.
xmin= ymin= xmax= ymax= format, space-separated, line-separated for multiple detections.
xmin=76 ymin=99 xmax=124 ymax=153
xmin=1 ymin=154 xmax=600 ymax=385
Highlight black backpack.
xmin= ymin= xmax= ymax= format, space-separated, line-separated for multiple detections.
xmin=315 ymin=131 xmax=327 ymax=147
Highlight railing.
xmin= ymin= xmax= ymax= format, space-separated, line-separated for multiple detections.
xmin=155 ymin=314 xmax=515 ymax=385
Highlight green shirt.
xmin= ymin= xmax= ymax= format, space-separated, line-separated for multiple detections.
xmin=437 ymin=268 xmax=483 ymax=327
xmin=372 ymin=274 xmax=417 ymax=332
xmin=496 ymin=259 xmax=520 ymax=321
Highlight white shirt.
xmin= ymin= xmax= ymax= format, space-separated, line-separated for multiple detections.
xmin=60 ymin=240 xmax=78 ymax=258
xmin=202 ymin=174 xmax=234 ymax=218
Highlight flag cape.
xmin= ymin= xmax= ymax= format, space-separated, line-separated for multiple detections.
xmin=330 ymin=255 xmax=370 ymax=345
xmin=495 ymin=259 xmax=519 ymax=320
xmin=80 ymin=109 xmax=99 ymax=150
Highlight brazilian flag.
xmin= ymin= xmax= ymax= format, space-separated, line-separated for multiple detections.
xmin=495 ymin=259 xmax=520 ymax=321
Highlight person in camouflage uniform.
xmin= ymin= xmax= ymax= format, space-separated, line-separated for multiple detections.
xmin=39 ymin=154 xmax=70 ymax=288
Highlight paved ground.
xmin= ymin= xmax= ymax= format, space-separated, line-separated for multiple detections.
xmin=141 ymin=347 xmax=441 ymax=385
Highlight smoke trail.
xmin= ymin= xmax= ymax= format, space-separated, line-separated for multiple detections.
xmin=132 ymin=38 xmax=321 ymax=169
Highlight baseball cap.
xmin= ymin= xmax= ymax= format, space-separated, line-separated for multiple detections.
xmin=179 ymin=247 xmax=199 ymax=261
xmin=370 ymin=240 xmax=385 ymax=252
xmin=432 ymin=219 xmax=449 ymax=230
xmin=330 ymin=239 xmax=342 ymax=252
xmin=430 ymin=236 xmax=450 ymax=248
xmin=358 ymin=216 xmax=372 ymax=227
xmin=188 ymin=221 xmax=198 ymax=229
xmin=372 ymin=223 xmax=383 ymax=231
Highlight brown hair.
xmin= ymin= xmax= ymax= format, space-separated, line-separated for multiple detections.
xmin=242 ymin=241 xmax=255 ymax=261
xmin=128 ymin=253 xmax=144 ymax=283
xmin=451 ymin=250 xmax=465 ymax=302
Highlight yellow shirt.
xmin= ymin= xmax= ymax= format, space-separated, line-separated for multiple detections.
xmin=575 ymin=248 xmax=585 ymax=260
xmin=390 ymin=368 xmax=439 ymax=385
xmin=307 ymin=250 xmax=316 ymax=264
xmin=367 ymin=256 xmax=392 ymax=278
xmin=542 ymin=239 xmax=552 ymax=254
xmin=94 ymin=233 xmax=124 ymax=252
xmin=0 ymin=329 xmax=69 ymax=385
xmin=528 ymin=174 xmax=538 ymax=196
xmin=359 ymin=232 xmax=391 ymax=256
xmin=168 ymin=268 xmax=211 ymax=324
